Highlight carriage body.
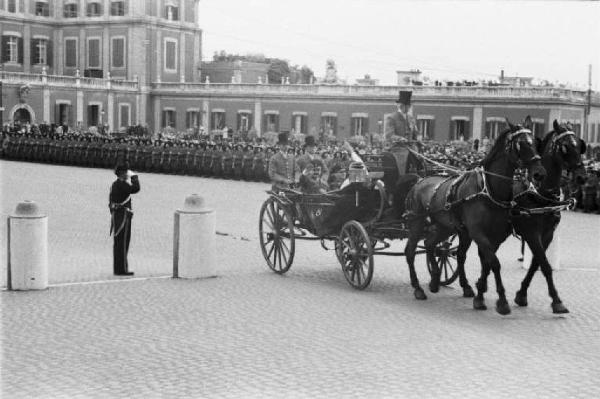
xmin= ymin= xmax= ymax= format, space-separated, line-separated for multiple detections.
xmin=259 ymin=151 xmax=460 ymax=290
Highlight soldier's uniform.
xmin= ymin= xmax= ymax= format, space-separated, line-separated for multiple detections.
xmin=222 ymin=144 xmax=234 ymax=179
xmin=109 ymin=165 xmax=141 ymax=275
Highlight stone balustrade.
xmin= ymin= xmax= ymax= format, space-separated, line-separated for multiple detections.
xmin=1 ymin=71 xmax=598 ymax=103
xmin=0 ymin=71 xmax=139 ymax=92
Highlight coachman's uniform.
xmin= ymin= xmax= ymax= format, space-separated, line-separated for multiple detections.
xmin=109 ymin=171 xmax=141 ymax=275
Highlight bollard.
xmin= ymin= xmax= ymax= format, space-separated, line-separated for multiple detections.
xmin=7 ymin=201 xmax=48 ymax=290
xmin=522 ymin=226 xmax=561 ymax=271
xmin=173 ymin=194 xmax=216 ymax=279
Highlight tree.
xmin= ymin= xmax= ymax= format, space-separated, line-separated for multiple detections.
xmin=268 ymin=59 xmax=290 ymax=84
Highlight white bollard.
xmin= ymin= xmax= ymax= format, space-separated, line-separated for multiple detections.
xmin=521 ymin=225 xmax=561 ymax=271
xmin=173 ymin=194 xmax=216 ymax=279
xmin=7 ymin=201 xmax=48 ymax=290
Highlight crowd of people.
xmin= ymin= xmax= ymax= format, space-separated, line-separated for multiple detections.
xmin=1 ymin=121 xmax=599 ymax=213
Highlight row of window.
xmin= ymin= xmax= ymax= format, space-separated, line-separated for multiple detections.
xmin=3 ymin=1 xmax=181 ymax=20
xmin=159 ymin=110 xmax=567 ymax=141
xmin=2 ymin=33 xmax=180 ymax=73
xmin=1 ymin=35 xmax=127 ymax=69
xmin=55 ymin=102 xmax=131 ymax=128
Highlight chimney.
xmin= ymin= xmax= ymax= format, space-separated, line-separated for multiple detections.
xmin=500 ymin=69 xmax=505 ymax=82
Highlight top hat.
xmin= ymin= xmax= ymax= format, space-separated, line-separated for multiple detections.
xmin=304 ymin=135 xmax=316 ymax=147
xmin=395 ymin=90 xmax=412 ymax=106
xmin=277 ymin=132 xmax=289 ymax=145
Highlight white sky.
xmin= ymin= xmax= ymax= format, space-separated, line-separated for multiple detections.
xmin=198 ymin=0 xmax=600 ymax=89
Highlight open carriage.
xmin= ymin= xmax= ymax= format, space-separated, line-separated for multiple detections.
xmin=258 ymin=150 xmax=460 ymax=290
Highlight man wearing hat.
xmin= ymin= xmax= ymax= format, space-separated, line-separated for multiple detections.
xmin=296 ymin=135 xmax=329 ymax=189
xmin=268 ymin=132 xmax=300 ymax=191
xmin=109 ymin=164 xmax=141 ymax=276
xmin=385 ymin=90 xmax=420 ymax=142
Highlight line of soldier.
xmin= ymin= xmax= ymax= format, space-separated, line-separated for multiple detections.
xmin=0 ymin=132 xmax=359 ymax=183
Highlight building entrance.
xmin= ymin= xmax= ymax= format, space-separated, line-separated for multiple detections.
xmin=13 ymin=108 xmax=32 ymax=124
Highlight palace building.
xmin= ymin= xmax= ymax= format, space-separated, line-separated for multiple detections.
xmin=1 ymin=0 xmax=599 ymax=150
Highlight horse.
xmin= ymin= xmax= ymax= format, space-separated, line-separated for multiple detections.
xmin=403 ymin=122 xmax=546 ymax=315
xmin=512 ymin=120 xmax=587 ymax=313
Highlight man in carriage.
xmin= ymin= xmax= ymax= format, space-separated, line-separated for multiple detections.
xmin=268 ymin=132 xmax=301 ymax=191
xmin=296 ymin=135 xmax=330 ymax=189
xmin=380 ymin=91 xmax=426 ymax=216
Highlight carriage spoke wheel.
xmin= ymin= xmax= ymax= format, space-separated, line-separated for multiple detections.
xmin=259 ymin=198 xmax=295 ymax=274
xmin=337 ymin=221 xmax=374 ymax=290
xmin=427 ymin=234 xmax=459 ymax=286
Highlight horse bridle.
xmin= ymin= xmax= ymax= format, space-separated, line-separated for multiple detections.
xmin=505 ymin=128 xmax=540 ymax=165
xmin=548 ymin=129 xmax=584 ymax=172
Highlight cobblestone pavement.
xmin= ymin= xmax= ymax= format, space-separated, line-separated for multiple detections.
xmin=1 ymin=160 xmax=600 ymax=398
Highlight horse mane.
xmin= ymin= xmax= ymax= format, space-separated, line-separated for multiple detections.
xmin=481 ymin=128 xmax=512 ymax=168
xmin=539 ymin=130 xmax=557 ymax=155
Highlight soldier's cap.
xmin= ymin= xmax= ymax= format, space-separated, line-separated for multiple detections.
xmin=395 ymin=90 xmax=412 ymax=105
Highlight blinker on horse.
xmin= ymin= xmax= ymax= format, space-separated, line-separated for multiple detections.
xmin=403 ymin=122 xmax=545 ymax=315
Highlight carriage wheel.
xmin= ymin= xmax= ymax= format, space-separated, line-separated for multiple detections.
xmin=259 ymin=198 xmax=295 ymax=274
xmin=337 ymin=221 xmax=374 ymax=290
xmin=427 ymin=234 xmax=459 ymax=286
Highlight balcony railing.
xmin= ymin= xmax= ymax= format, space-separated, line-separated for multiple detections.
xmin=0 ymin=71 xmax=597 ymax=103
xmin=151 ymin=82 xmax=600 ymax=103
xmin=0 ymin=71 xmax=139 ymax=91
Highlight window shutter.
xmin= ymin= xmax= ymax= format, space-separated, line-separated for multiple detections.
xmin=237 ymin=113 xmax=241 ymax=131
xmin=121 ymin=105 xmax=129 ymax=127
xmin=464 ymin=121 xmax=470 ymax=140
xmin=173 ymin=7 xmax=179 ymax=20
xmin=275 ymin=115 xmax=279 ymax=132
xmin=364 ymin=117 xmax=369 ymax=137
xmin=449 ymin=120 xmax=454 ymax=140
xmin=31 ymin=39 xmax=37 ymax=65
xmin=162 ymin=111 xmax=167 ymax=128
xmin=262 ymin=114 xmax=267 ymax=134
xmin=17 ymin=37 xmax=23 ymax=64
xmin=67 ymin=105 xmax=73 ymax=129
xmin=54 ymin=103 xmax=59 ymax=124
xmin=47 ymin=39 xmax=53 ymax=68
xmin=429 ymin=119 xmax=435 ymax=140
xmin=1 ymin=36 xmax=8 ymax=63
xmin=172 ymin=111 xmax=177 ymax=128
xmin=303 ymin=116 xmax=308 ymax=134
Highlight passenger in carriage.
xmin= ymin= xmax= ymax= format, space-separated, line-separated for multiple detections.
xmin=296 ymin=135 xmax=329 ymax=188
xmin=298 ymin=158 xmax=329 ymax=194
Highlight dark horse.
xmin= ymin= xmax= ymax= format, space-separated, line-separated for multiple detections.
xmin=512 ymin=120 xmax=587 ymax=313
xmin=403 ymin=123 xmax=546 ymax=315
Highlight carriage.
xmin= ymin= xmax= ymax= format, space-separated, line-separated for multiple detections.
xmin=258 ymin=152 xmax=459 ymax=290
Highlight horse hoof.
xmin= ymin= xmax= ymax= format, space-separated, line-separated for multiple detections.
xmin=414 ymin=288 xmax=427 ymax=300
xmin=514 ymin=292 xmax=528 ymax=307
xmin=552 ymin=302 xmax=570 ymax=314
xmin=496 ymin=300 xmax=512 ymax=315
xmin=429 ymin=282 xmax=439 ymax=293
xmin=463 ymin=286 xmax=475 ymax=298
xmin=473 ymin=297 xmax=487 ymax=311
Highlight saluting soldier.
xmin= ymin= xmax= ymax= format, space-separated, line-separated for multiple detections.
xmin=296 ymin=135 xmax=329 ymax=188
xmin=109 ymin=164 xmax=141 ymax=276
